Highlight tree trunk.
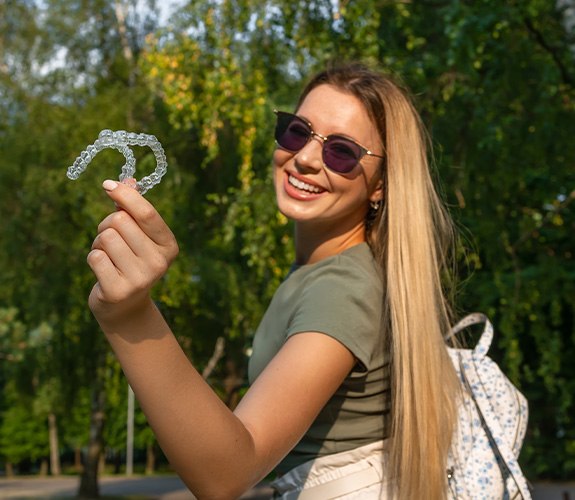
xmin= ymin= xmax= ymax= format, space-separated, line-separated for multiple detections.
xmin=145 ymin=442 xmax=155 ymax=475
xmin=48 ymin=412 xmax=61 ymax=475
xmin=224 ymin=359 xmax=245 ymax=410
xmin=113 ymin=0 xmax=134 ymax=69
xmin=99 ymin=451 xmax=106 ymax=475
xmin=74 ymin=447 xmax=83 ymax=472
xmin=39 ymin=459 xmax=49 ymax=476
xmin=77 ymin=383 xmax=105 ymax=498
xmin=5 ymin=462 xmax=14 ymax=477
xmin=113 ymin=0 xmax=135 ymax=124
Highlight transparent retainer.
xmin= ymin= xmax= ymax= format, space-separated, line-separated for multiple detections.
xmin=66 ymin=129 xmax=167 ymax=195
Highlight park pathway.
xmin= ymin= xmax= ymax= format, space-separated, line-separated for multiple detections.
xmin=0 ymin=475 xmax=574 ymax=499
xmin=0 ymin=475 xmax=273 ymax=499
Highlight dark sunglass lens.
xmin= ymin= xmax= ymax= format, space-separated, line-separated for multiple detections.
xmin=324 ymin=137 xmax=361 ymax=173
xmin=275 ymin=113 xmax=310 ymax=152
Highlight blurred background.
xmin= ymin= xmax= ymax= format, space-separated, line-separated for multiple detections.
xmin=0 ymin=0 xmax=573 ymax=497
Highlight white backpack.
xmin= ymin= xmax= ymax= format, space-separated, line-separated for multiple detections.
xmin=446 ymin=313 xmax=532 ymax=499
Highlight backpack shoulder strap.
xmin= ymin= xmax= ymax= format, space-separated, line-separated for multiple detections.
xmin=446 ymin=312 xmax=492 ymax=356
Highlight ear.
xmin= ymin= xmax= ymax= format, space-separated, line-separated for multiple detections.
xmin=369 ymin=178 xmax=384 ymax=204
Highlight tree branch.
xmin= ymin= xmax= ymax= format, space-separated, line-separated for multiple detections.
xmin=511 ymin=190 xmax=575 ymax=252
xmin=524 ymin=17 xmax=574 ymax=86
xmin=202 ymin=337 xmax=225 ymax=380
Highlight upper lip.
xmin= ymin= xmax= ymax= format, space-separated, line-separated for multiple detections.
xmin=287 ymin=171 xmax=327 ymax=191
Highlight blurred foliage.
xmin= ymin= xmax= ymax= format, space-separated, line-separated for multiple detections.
xmin=0 ymin=0 xmax=573 ymax=483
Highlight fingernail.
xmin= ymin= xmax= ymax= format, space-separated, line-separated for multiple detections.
xmin=103 ymin=180 xmax=118 ymax=191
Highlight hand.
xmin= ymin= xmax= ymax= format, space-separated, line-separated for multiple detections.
xmin=87 ymin=179 xmax=179 ymax=328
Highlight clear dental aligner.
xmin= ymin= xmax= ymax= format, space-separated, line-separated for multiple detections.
xmin=66 ymin=129 xmax=168 ymax=194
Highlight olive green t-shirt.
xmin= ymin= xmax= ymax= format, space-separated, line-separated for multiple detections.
xmin=248 ymin=243 xmax=391 ymax=475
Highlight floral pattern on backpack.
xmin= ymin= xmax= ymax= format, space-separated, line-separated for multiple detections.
xmin=446 ymin=313 xmax=532 ymax=499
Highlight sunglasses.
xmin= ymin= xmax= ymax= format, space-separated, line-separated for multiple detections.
xmin=274 ymin=110 xmax=385 ymax=174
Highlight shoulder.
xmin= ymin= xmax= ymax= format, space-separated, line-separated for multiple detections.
xmin=286 ymin=243 xmax=384 ymax=371
xmin=292 ymin=243 xmax=382 ymax=292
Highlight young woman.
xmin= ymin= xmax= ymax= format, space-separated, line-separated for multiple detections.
xmin=87 ymin=63 xmax=460 ymax=499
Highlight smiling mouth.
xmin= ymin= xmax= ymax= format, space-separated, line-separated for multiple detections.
xmin=288 ymin=174 xmax=325 ymax=194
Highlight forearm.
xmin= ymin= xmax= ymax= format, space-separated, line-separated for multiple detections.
xmin=86 ymin=183 xmax=274 ymax=496
xmin=97 ymin=300 xmax=265 ymax=498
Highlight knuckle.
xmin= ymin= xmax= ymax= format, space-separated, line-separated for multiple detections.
xmin=87 ymin=249 xmax=105 ymax=266
xmin=139 ymin=205 xmax=156 ymax=223
xmin=110 ymin=210 xmax=131 ymax=227
xmin=98 ymin=211 xmax=130 ymax=234
xmin=168 ymin=240 xmax=179 ymax=262
xmin=99 ymin=227 xmax=119 ymax=245
xmin=151 ymin=254 xmax=169 ymax=276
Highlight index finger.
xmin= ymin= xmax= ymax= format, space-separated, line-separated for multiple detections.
xmin=101 ymin=179 xmax=173 ymax=247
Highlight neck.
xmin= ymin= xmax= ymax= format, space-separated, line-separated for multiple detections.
xmin=294 ymin=221 xmax=366 ymax=265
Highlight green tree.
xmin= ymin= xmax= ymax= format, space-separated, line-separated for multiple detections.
xmin=0 ymin=387 xmax=50 ymax=476
xmin=0 ymin=309 xmax=53 ymax=475
xmin=0 ymin=0 xmax=169 ymax=495
xmin=141 ymin=0 xmax=574 ymax=479
xmin=0 ymin=0 xmax=572 ymax=486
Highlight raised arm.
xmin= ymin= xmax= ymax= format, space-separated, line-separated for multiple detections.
xmin=87 ymin=180 xmax=355 ymax=498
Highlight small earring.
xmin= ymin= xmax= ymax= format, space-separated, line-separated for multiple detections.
xmin=370 ymin=200 xmax=381 ymax=211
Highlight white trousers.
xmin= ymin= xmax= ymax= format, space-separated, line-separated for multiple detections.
xmin=271 ymin=440 xmax=389 ymax=499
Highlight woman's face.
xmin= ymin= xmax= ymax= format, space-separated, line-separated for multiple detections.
xmin=273 ymin=84 xmax=384 ymax=235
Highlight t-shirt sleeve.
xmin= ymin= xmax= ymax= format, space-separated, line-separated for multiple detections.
xmin=286 ymin=259 xmax=383 ymax=373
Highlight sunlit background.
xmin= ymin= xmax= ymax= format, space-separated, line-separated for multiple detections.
xmin=0 ymin=0 xmax=573 ymax=497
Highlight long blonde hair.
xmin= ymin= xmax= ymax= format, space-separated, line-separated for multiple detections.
xmin=297 ymin=63 xmax=460 ymax=499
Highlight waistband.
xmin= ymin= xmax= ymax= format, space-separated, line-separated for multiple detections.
xmin=272 ymin=440 xmax=388 ymax=499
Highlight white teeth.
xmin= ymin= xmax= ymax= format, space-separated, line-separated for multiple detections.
xmin=288 ymin=175 xmax=323 ymax=193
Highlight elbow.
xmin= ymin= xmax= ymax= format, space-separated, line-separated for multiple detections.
xmin=187 ymin=482 xmax=256 ymax=500
xmin=173 ymin=436 xmax=270 ymax=498
xmin=180 ymin=467 xmax=265 ymax=500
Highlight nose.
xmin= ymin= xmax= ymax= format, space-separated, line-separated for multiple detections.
xmin=310 ymin=130 xmax=329 ymax=145
xmin=294 ymin=133 xmax=325 ymax=172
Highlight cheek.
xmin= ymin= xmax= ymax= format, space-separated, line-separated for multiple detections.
xmin=272 ymin=149 xmax=293 ymax=186
xmin=272 ymin=148 xmax=291 ymax=168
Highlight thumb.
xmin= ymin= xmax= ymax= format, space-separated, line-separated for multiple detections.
xmin=120 ymin=177 xmax=138 ymax=190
